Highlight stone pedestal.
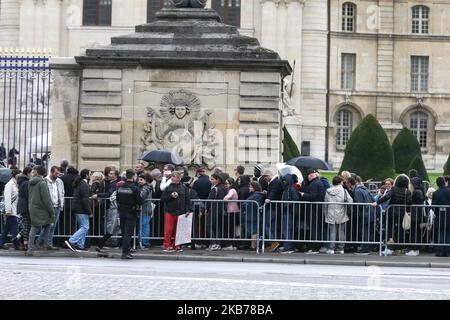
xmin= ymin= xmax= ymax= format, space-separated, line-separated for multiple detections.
xmin=52 ymin=8 xmax=291 ymax=172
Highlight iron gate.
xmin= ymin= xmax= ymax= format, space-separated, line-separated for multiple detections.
xmin=0 ymin=49 xmax=51 ymax=170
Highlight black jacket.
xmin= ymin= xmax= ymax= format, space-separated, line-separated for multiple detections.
xmin=60 ymin=173 xmax=77 ymax=198
xmin=161 ymin=183 xmax=191 ymax=216
xmin=301 ymin=177 xmax=325 ymax=202
xmin=432 ymin=186 xmax=450 ymax=230
xmin=17 ymin=174 xmax=30 ymax=215
xmin=72 ymin=180 xmax=92 ymax=215
xmin=377 ymin=186 xmax=412 ymax=206
xmin=117 ymin=181 xmax=142 ymax=217
xmin=207 ymin=183 xmax=227 ymax=216
xmin=192 ymin=175 xmax=212 ymax=200
xmin=267 ymin=177 xmax=283 ymax=201
xmin=237 ymin=175 xmax=251 ymax=200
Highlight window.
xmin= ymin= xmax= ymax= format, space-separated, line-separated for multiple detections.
xmin=412 ymin=5 xmax=429 ymax=34
xmin=410 ymin=111 xmax=428 ymax=149
xmin=411 ymin=56 xmax=429 ymax=92
xmin=147 ymin=0 xmax=172 ymax=23
xmin=336 ymin=109 xmax=353 ymax=148
xmin=342 ymin=2 xmax=356 ymax=32
xmin=212 ymin=0 xmax=241 ymax=28
xmin=341 ymin=54 xmax=355 ymax=90
xmin=83 ymin=0 xmax=112 ymax=26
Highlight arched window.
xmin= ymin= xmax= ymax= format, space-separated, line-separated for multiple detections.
xmin=212 ymin=0 xmax=241 ymax=27
xmin=83 ymin=0 xmax=112 ymax=26
xmin=409 ymin=111 xmax=428 ymax=149
xmin=147 ymin=0 xmax=172 ymax=23
xmin=342 ymin=2 xmax=356 ymax=32
xmin=412 ymin=5 xmax=429 ymax=34
xmin=336 ymin=109 xmax=353 ymax=148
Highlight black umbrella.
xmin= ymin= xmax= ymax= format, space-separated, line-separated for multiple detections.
xmin=0 ymin=168 xmax=11 ymax=184
xmin=286 ymin=156 xmax=332 ymax=171
xmin=138 ymin=150 xmax=185 ymax=166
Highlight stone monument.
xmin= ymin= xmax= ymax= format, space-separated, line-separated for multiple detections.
xmin=51 ymin=1 xmax=291 ymax=171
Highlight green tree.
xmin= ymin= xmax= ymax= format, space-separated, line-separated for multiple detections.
xmin=339 ymin=114 xmax=395 ymax=180
xmin=408 ymin=155 xmax=429 ymax=182
xmin=282 ymin=126 xmax=300 ymax=162
xmin=444 ymin=153 xmax=450 ymax=175
xmin=392 ymin=127 xmax=423 ymax=174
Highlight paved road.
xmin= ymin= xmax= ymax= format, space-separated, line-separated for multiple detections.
xmin=1 ymin=256 xmax=450 ymax=300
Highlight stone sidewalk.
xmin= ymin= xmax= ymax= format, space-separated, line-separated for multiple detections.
xmin=0 ymin=246 xmax=449 ymax=268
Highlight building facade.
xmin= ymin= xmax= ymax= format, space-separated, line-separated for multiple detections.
xmin=329 ymin=0 xmax=450 ymax=170
xmin=1 ymin=0 xmax=449 ymax=170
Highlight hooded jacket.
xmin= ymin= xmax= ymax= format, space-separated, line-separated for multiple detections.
xmin=28 ymin=176 xmax=55 ymax=227
xmin=237 ymin=175 xmax=251 ymax=200
xmin=324 ymin=184 xmax=353 ymax=224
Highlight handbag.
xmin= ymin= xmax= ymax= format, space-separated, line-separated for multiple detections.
xmin=402 ymin=189 xmax=411 ymax=231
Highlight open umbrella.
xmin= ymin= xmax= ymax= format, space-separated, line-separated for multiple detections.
xmin=138 ymin=150 xmax=185 ymax=166
xmin=0 ymin=168 xmax=12 ymax=184
xmin=276 ymin=163 xmax=304 ymax=184
xmin=286 ymin=156 xmax=332 ymax=171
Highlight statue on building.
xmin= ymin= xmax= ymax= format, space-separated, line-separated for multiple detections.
xmin=141 ymin=89 xmax=219 ymax=169
xmin=282 ymin=77 xmax=296 ymax=117
xmin=172 ymin=0 xmax=207 ymax=8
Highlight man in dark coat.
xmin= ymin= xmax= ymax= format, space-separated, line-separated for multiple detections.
xmin=262 ymin=169 xmax=283 ymax=252
xmin=16 ymin=167 xmax=34 ymax=250
xmin=192 ymin=167 xmax=211 ymax=200
xmin=116 ymin=169 xmax=142 ymax=259
xmin=27 ymin=165 xmax=55 ymax=255
xmin=253 ymin=164 xmax=269 ymax=192
xmin=299 ymin=169 xmax=325 ymax=253
xmin=432 ymin=176 xmax=450 ymax=257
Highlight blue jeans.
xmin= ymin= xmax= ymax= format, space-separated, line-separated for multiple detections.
xmin=437 ymin=228 xmax=450 ymax=257
xmin=264 ymin=206 xmax=278 ymax=240
xmin=0 ymin=215 xmax=19 ymax=246
xmin=39 ymin=207 xmax=60 ymax=246
xmin=139 ymin=215 xmax=152 ymax=247
xmin=69 ymin=214 xmax=89 ymax=249
xmin=281 ymin=205 xmax=295 ymax=251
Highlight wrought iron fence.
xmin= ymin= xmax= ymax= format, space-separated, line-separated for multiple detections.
xmin=0 ymin=49 xmax=52 ymax=170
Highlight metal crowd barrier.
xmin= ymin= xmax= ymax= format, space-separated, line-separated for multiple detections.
xmin=261 ymin=201 xmax=383 ymax=254
xmin=0 ymin=194 xmax=449 ymax=256
xmin=383 ymin=204 xmax=450 ymax=249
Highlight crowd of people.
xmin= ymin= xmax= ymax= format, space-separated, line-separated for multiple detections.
xmin=0 ymin=159 xmax=450 ymax=259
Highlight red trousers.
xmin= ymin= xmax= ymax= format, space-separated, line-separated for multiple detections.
xmin=164 ymin=213 xmax=180 ymax=250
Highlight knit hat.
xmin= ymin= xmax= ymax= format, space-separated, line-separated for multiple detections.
xmin=255 ymin=164 xmax=265 ymax=173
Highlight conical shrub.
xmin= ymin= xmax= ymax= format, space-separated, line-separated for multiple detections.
xmin=444 ymin=153 xmax=450 ymax=175
xmin=282 ymin=126 xmax=300 ymax=162
xmin=392 ymin=127 xmax=423 ymax=174
xmin=340 ymin=114 xmax=395 ymax=180
xmin=408 ymin=155 xmax=429 ymax=182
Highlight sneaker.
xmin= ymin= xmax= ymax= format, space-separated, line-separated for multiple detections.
xmin=405 ymin=250 xmax=420 ymax=257
xmin=387 ymin=238 xmax=395 ymax=244
xmin=75 ymin=247 xmax=88 ymax=252
xmin=163 ymin=248 xmax=174 ymax=253
xmin=326 ymin=249 xmax=335 ymax=255
xmin=354 ymin=250 xmax=370 ymax=255
xmin=121 ymin=254 xmax=133 ymax=260
xmin=304 ymin=249 xmax=319 ymax=255
xmin=279 ymin=248 xmax=294 ymax=254
xmin=175 ymin=248 xmax=183 ymax=253
xmin=222 ymin=245 xmax=237 ymax=251
xmin=319 ymin=246 xmax=328 ymax=254
xmin=64 ymin=241 xmax=76 ymax=252
xmin=335 ymin=250 xmax=345 ymax=255
xmin=382 ymin=248 xmax=393 ymax=256
xmin=210 ymin=244 xmax=221 ymax=251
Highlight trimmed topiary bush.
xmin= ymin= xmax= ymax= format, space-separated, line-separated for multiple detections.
xmin=339 ymin=114 xmax=395 ymax=180
xmin=392 ymin=127 xmax=423 ymax=174
xmin=408 ymin=155 xmax=429 ymax=182
xmin=444 ymin=153 xmax=450 ymax=175
xmin=282 ymin=126 xmax=300 ymax=162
